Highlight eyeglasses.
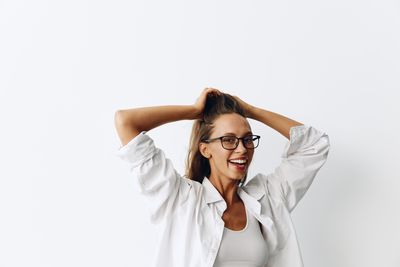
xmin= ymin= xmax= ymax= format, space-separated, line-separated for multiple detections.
xmin=201 ymin=135 xmax=261 ymax=150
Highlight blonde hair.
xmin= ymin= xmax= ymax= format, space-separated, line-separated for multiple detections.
xmin=185 ymin=93 xmax=247 ymax=185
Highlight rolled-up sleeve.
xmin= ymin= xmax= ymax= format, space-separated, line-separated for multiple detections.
xmin=268 ymin=125 xmax=330 ymax=213
xmin=115 ymin=132 xmax=193 ymax=224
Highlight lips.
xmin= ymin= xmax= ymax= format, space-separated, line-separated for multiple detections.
xmin=228 ymin=159 xmax=247 ymax=164
xmin=228 ymin=157 xmax=248 ymax=164
xmin=227 ymin=157 xmax=248 ymax=171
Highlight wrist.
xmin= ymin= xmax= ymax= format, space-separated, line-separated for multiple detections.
xmin=246 ymin=105 xmax=258 ymax=119
xmin=188 ymin=105 xmax=201 ymax=120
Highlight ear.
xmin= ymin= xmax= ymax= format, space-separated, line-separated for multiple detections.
xmin=199 ymin=142 xmax=211 ymax=159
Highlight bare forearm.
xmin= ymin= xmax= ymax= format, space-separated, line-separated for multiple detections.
xmin=114 ymin=88 xmax=220 ymax=146
xmin=248 ymin=106 xmax=304 ymax=140
xmin=115 ymin=105 xmax=198 ymax=133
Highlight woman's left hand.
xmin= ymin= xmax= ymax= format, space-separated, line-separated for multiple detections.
xmin=231 ymin=95 xmax=255 ymax=118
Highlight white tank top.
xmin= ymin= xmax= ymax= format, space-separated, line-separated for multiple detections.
xmin=213 ymin=207 xmax=269 ymax=267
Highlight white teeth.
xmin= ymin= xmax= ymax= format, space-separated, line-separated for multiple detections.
xmin=229 ymin=159 xmax=247 ymax=164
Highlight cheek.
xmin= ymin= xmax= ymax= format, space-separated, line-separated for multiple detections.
xmin=212 ymin=150 xmax=231 ymax=166
xmin=249 ymin=153 xmax=255 ymax=163
xmin=249 ymin=155 xmax=253 ymax=166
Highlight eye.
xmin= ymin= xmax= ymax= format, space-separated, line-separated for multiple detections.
xmin=243 ymin=136 xmax=254 ymax=144
xmin=222 ymin=136 xmax=237 ymax=144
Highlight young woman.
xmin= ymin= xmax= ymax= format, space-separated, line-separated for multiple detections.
xmin=114 ymin=88 xmax=330 ymax=267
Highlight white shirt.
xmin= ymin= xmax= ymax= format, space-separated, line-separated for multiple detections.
xmin=115 ymin=124 xmax=330 ymax=267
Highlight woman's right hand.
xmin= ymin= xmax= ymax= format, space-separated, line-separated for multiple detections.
xmin=193 ymin=87 xmax=222 ymax=119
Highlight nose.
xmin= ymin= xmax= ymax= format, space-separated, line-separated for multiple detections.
xmin=234 ymin=139 xmax=248 ymax=153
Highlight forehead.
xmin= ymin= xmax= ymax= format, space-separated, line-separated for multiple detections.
xmin=211 ymin=113 xmax=252 ymax=136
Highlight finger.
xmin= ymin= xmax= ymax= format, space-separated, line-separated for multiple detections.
xmin=204 ymin=87 xmax=217 ymax=93
xmin=207 ymin=88 xmax=222 ymax=95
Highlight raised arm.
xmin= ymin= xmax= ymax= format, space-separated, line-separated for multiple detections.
xmin=114 ymin=88 xmax=222 ymax=146
xmin=231 ymin=95 xmax=304 ymax=140
xmin=231 ymin=95 xmax=330 ymax=212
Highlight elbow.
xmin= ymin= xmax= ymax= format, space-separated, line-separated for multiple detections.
xmin=114 ymin=110 xmax=126 ymax=126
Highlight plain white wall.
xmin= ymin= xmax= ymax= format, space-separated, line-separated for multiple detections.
xmin=1 ymin=0 xmax=399 ymax=266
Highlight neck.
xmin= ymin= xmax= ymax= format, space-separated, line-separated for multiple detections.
xmin=208 ymin=174 xmax=241 ymax=206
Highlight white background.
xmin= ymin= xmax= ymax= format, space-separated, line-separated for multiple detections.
xmin=1 ymin=0 xmax=400 ymax=266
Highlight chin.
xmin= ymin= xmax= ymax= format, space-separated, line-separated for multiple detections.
xmin=230 ymin=172 xmax=247 ymax=181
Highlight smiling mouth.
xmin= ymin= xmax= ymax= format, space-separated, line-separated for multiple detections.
xmin=227 ymin=159 xmax=248 ymax=170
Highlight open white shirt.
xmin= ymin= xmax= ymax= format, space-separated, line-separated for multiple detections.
xmin=115 ymin=124 xmax=330 ymax=267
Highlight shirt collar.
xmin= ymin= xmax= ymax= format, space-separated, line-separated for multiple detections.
xmin=240 ymin=180 xmax=266 ymax=201
xmin=202 ymin=176 xmax=225 ymax=204
xmin=201 ymin=176 xmax=266 ymax=203
xmin=202 ymin=176 xmax=268 ymax=218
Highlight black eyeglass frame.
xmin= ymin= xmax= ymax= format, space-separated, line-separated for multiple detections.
xmin=201 ymin=135 xmax=261 ymax=150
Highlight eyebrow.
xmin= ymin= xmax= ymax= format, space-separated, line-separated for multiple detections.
xmin=222 ymin=131 xmax=253 ymax=136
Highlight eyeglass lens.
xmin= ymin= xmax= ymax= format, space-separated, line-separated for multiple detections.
xmin=221 ymin=136 xmax=259 ymax=149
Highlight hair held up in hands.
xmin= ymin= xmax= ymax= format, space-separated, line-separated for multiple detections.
xmin=185 ymin=93 xmax=246 ymax=183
